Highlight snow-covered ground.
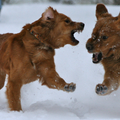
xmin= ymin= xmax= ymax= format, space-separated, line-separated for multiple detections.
xmin=0 ymin=3 xmax=120 ymax=120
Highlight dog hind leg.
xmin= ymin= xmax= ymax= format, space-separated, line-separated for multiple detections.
xmin=6 ymin=76 xmax=22 ymax=111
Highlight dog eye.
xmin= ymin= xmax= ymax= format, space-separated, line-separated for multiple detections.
xmin=102 ymin=36 xmax=108 ymax=40
xmin=65 ymin=19 xmax=70 ymax=24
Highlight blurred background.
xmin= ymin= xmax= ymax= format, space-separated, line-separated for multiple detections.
xmin=1 ymin=0 xmax=120 ymax=5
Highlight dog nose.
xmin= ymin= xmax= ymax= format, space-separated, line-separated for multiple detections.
xmin=80 ymin=23 xmax=85 ymax=28
xmin=86 ymin=43 xmax=93 ymax=52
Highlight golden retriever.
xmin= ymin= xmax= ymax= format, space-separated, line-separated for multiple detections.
xmin=86 ymin=4 xmax=120 ymax=95
xmin=0 ymin=7 xmax=84 ymax=111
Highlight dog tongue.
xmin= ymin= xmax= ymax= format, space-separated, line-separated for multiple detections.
xmin=93 ymin=53 xmax=99 ymax=63
xmin=92 ymin=52 xmax=102 ymax=63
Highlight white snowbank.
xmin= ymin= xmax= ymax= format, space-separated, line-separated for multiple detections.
xmin=0 ymin=3 xmax=120 ymax=119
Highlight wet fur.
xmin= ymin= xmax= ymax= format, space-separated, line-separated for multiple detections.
xmin=0 ymin=7 xmax=84 ymax=111
xmin=86 ymin=4 xmax=120 ymax=95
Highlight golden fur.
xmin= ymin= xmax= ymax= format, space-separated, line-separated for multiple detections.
xmin=0 ymin=7 xmax=84 ymax=111
xmin=86 ymin=4 xmax=120 ymax=95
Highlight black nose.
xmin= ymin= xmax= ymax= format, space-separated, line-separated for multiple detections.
xmin=80 ymin=23 xmax=85 ymax=28
xmin=86 ymin=43 xmax=93 ymax=52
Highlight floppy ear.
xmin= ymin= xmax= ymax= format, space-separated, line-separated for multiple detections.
xmin=30 ymin=26 xmax=42 ymax=34
xmin=30 ymin=26 xmax=43 ymax=41
xmin=42 ymin=7 xmax=55 ymax=20
xmin=96 ymin=4 xmax=108 ymax=20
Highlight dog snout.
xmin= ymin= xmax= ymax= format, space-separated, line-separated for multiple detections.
xmin=80 ymin=23 xmax=85 ymax=29
xmin=86 ymin=43 xmax=94 ymax=52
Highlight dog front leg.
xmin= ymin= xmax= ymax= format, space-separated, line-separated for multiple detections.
xmin=6 ymin=76 xmax=22 ymax=111
xmin=38 ymin=61 xmax=76 ymax=92
xmin=43 ymin=72 xmax=76 ymax=92
xmin=95 ymin=71 xmax=119 ymax=95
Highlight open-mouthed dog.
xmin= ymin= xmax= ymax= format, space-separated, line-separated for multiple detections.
xmin=0 ymin=6 xmax=84 ymax=111
xmin=86 ymin=4 xmax=120 ymax=95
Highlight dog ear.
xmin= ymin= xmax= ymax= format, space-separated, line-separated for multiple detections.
xmin=30 ymin=26 xmax=42 ymax=34
xmin=96 ymin=4 xmax=108 ymax=20
xmin=42 ymin=7 xmax=55 ymax=20
xmin=23 ymin=24 xmax=31 ymax=30
xmin=30 ymin=26 xmax=43 ymax=41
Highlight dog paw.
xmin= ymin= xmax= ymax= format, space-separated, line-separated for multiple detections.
xmin=64 ymin=83 xmax=76 ymax=92
xmin=96 ymin=84 xmax=108 ymax=95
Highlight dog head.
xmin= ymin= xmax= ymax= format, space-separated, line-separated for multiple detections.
xmin=25 ymin=7 xmax=84 ymax=49
xmin=86 ymin=4 xmax=120 ymax=63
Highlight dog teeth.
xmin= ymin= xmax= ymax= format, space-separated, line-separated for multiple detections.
xmin=73 ymin=30 xmax=77 ymax=33
xmin=77 ymin=30 xmax=82 ymax=33
xmin=72 ymin=29 xmax=82 ymax=34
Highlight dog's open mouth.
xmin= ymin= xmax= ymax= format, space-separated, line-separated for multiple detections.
xmin=92 ymin=52 xmax=102 ymax=63
xmin=71 ymin=30 xmax=82 ymax=44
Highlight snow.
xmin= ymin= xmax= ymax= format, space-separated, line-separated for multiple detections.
xmin=0 ymin=3 xmax=120 ymax=120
